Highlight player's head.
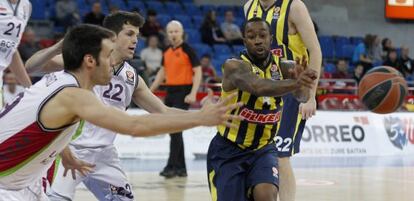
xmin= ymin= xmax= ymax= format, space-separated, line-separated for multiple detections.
xmin=103 ymin=11 xmax=145 ymax=60
xmin=166 ymin=20 xmax=184 ymax=46
xmin=62 ymin=24 xmax=116 ymax=85
xmin=243 ymin=18 xmax=273 ymax=60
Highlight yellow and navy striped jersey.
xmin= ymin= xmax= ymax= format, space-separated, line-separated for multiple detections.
xmin=217 ymin=52 xmax=284 ymax=150
xmin=246 ymin=0 xmax=309 ymax=62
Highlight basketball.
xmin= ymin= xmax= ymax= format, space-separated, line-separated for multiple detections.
xmin=358 ymin=66 xmax=408 ymax=114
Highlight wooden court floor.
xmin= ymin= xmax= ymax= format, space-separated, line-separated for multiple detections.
xmin=75 ymin=166 xmax=414 ymax=201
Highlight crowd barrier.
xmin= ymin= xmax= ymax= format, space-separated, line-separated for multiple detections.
xmin=114 ymin=110 xmax=414 ymax=159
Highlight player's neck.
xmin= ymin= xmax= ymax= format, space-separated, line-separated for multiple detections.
xmin=259 ymin=0 xmax=276 ymax=10
xmin=111 ymin=51 xmax=125 ymax=72
xmin=247 ymin=51 xmax=272 ymax=70
xmin=69 ymin=70 xmax=95 ymax=90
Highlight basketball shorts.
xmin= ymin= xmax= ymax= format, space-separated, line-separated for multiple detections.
xmin=276 ymin=94 xmax=306 ymax=157
xmin=0 ymin=180 xmax=49 ymax=201
xmin=207 ymin=134 xmax=279 ymax=201
xmin=48 ymin=145 xmax=134 ymax=201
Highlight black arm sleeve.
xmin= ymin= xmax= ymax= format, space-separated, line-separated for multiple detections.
xmin=182 ymin=43 xmax=200 ymax=68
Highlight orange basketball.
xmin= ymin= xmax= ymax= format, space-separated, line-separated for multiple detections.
xmin=358 ymin=66 xmax=408 ymax=114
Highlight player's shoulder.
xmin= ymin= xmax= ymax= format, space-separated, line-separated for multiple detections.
xmin=290 ymin=0 xmax=308 ymax=12
xmin=223 ymin=58 xmax=251 ymax=72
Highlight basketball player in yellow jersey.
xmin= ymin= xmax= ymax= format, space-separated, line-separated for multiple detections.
xmin=207 ymin=18 xmax=317 ymax=201
xmin=245 ymin=1 xmax=322 ymax=200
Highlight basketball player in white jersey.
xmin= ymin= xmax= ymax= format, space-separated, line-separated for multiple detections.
xmin=0 ymin=0 xmax=32 ymax=107
xmin=0 ymin=24 xmax=241 ymax=201
xmin=25 ymin=12 xmax=217 ymax=201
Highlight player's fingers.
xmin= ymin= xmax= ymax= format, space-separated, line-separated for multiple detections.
xmin=302 ymin=57 xmax=308 ymax=68
xmin=63 ymin=168 xmax=68 ymax=177
xmin=219 ymin=92 xmax=237 ymax=105
xmin=224 ymin=102 xmax=244 ymax=112
xmin=223 ymin=114 xmax=244 ymax=122
xmin=224 ymin=122 xmax=240 ymax=129
xmin=71 ymin=169 xmax=76 ymax=180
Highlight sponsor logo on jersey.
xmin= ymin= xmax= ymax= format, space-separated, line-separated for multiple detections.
xmin=272 ymin=167 xmax=279 ymax=178
xmin=270 ymin=64 xmax=281 ymax=80
xmin=126 ymin=70 xmax=135 ymax=85
xmin=0 ymin=7 xmax=7 ymax=15
xmin=239 ymin=107 xmax=281 ymax=124
xmin=384 ymin=117 xmax=414 ymax=150
xmin=271 ymin=47 xmax=284 ymax=57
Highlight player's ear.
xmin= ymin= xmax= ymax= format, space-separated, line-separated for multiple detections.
xmin=84 ymin=54 xmax=96 ymax=68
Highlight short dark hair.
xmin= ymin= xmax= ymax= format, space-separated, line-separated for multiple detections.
xmin=62 ymin=24 xmax=115 ymax=71
xmin=103 ymin=11 xmax=145 ymax=34
xmin=201 ymin=54 xmax=211 ymax=59
xmin=242 ymin=17 xmax=271 ymax=37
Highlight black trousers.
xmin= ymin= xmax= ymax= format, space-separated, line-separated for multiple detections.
xmin=164 ymin=85 xmax=192 ymax=171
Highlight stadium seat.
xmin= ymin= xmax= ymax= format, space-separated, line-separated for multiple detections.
xmin=192 ymin=44 xmax=213 ymax=58
xmin=186 ymin=29 xmax=202 ymax=44
xmin=192 ymin=16 xmax=204 ymax=29
xmin=107 ymin=0 xmax=127 ymax=10
xmin=342 ymin=44 xmax=356 ymax=60
xmin=199 ymin=5 xmax=216 ymax=15
xmin=174 ymin=15 xmax=194 ymax=29
xmin=232 ymin=45 xmax=245 ymax=55
xmin=31 ymin=0 xmax=46 ymax=20
xmin=157 ymin=14 xmax=173 ymax=27
xmin=319 ymin=36 xmax=335 ymax=59
xmin=146 ymin=1 xmax=166 ymax=13
xmin=350 ymin=36 xmax=364 ymax=45
xmin=213 ymin=44 xmax=232 ymax=55
xmin=324 ymin=63 xmax=336 ymax=74
xmin=212 ymin=59 xmax=224 ymax=76
xmin=128 ymin=1 xmax=145 ymax=11
xmin=183 ymin=3 xmax=202 ymax=17
xmin=135 ymin=40 xmax=146 ymax=56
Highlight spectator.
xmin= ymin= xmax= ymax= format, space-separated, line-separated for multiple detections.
xmin=332 ymin=59 xmax=350 ymax=79
xmin=220 ymin=10 xmax=243 ymax=45
xmin=353 ymin=63 xmax=364 ymax=84
xmin=151 ymin=21 xmax=202 ymax=178
xmin=141 ymin=10 xmax=163 ymax=38
xmin=55 ymin=0 xmax=81 ymax=29
xmin=109 ymin=5 xmax=119 ymax=14
xmin=200 ymin=54 xmax=221 ymax=83
xmin=2 ymin=71 xmax=24 ymax=105
xmin=140 ymin=35 xmax=163 ymax=77
xmin=18 ymin=28 xmax=41 ymax=62
xmin=383 ymin=49 xmax=403 ymax=73
xmin=84 ymin=2 xmax=105 ymax=26
xmin=369 ymin=35 xmax=383 ymax=66
xmin=382 ymin=38 xmax=394 ymax=59
xmin=352 ymin=34 xmax=373 ymax=72
xmin=399 ymin=46 xmax=414 ymax=78
xmin=200 ymin=10 xmax=226 ymax=45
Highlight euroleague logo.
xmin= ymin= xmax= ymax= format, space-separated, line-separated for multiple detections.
xmin=384 ymin=117 xmax=414 ymax=150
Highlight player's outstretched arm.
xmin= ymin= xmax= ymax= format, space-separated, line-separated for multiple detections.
xmin=8 ymin=51 xmax=32 ymax=87
xmin=25 ymin=40 xmax=64 ymax=73
xmin=222 ymin=59 xmax=314 ymax=97
xmin=60 ymin=88 xmax=242 ymax=137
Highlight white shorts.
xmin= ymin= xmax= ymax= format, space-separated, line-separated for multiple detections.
xmin=48 ymin=145 xmax=134 ymax=201
xmin=0 ymin=180 xmax=49 ymax=201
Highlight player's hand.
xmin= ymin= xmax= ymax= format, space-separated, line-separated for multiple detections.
xmin=184 ymin=92 xmax=197 ymax=104
xmin=61 ymin=148 xmax=95 ymax=180
xmin=199 ymin=91 xmax=244 ymax=128
xmin=299 ymin=98 xmax=316 ymax=120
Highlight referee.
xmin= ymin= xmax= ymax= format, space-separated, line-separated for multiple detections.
xmin=150 ymin=20 xmax=202 ymax=178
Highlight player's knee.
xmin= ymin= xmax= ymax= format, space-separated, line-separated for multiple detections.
xmin=253 ymin=183 xmax=278 ymax=201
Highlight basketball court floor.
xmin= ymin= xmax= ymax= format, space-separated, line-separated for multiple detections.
xmin=74 ymin=156 xmax=414 ymax=201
